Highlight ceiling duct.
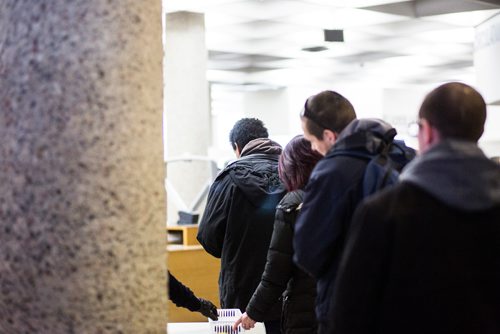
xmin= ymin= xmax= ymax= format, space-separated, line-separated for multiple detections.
xmin=364 ymin=0 xmax=500 ymax=17
xmin=475 ymin=0 xmax=500 ymax=5
xmin=416 ymin=0 xmax=500 ymax=16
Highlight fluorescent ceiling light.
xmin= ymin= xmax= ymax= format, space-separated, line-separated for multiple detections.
xmin=283 ymin=8 xmax=404 ymax=29
xmin=210 ymin=21 xmax=302 ymax=39
xmin=164 ymin=0 xmax=240 ymax=13
xmin=217 ymin=0 xmax=325 ymax=20
xmin=205 ymin=12 xmax=255 ymax=27
xmin=404 ymin=42 xmax=472 ymax=56
xmin=414 ymin=28 xmax=474 ymax=43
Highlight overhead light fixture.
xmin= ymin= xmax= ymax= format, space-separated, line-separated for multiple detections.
xmin=324 ymin=29 xmax=344 ymax=42
xmin=302 ymin=46 xmax=329 ymax=52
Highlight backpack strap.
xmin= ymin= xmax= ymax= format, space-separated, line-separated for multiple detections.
xmin=330 ymin=148 xmax=397 ymax=197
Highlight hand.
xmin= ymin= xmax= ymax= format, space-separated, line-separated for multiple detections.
xmin=198 ymin=298 xmax=218 ymax=320
xmin=233 ymin=312 xmax=256 ymax=331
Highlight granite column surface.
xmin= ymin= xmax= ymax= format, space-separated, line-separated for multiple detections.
xmin=0 ymin=1 xmax=167 ymax=332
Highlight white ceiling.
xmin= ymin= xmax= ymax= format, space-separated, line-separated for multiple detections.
xmin=164 ymin=0 xmax=500 ymax=89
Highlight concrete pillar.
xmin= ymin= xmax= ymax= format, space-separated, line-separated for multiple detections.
xmin=164 ymin=11 xmax=211 ymax=224
xmin=475 ymin=13 xmax=500 ymax=156
xmin=0 ymin=1 xmax=167 ymax=332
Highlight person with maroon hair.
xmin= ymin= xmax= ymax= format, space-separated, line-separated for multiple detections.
xmin=234 ymin=135 xmax=322 ymax=334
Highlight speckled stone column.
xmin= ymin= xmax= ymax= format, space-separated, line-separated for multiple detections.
xmin=0 ymin=1 xmax=167 ymax=333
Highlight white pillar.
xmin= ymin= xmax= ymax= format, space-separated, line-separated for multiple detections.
xmin=164 ymin=11 xmax=211 ymax=224
xmin=475 ymin=13 xmax=500 ymax=156
xmin=475 ymin=12 xmax=500 ymax=105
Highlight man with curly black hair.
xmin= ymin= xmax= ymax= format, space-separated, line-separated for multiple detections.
xmin=198 ymin=118 xmax=286 ymax=334
xmin=229 ymin=118 xmax=269 ymax=156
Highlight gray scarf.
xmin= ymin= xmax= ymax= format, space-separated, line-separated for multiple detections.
xmin=400 ymin=140 xmax=500 ymax=211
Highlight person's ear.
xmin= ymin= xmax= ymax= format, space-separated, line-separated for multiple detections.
xmin=234 ymin=143 xmax=241 ymax=158
xmin=323 ymin=129 xmax=338 ymax=145
xmin=419 ymin=119 xmax=440 ymax=153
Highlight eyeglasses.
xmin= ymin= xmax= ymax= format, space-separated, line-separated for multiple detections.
xmin=407 ymin=120 xmax=423 ymax=137
xmin=300 ymin=101 xmax=332 ymax=131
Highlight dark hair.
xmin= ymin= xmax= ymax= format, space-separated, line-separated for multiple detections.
xmin=229 ymin=118 xmax=269 ymax=151
xmin=419 ymin=82 xmax=486 ymax=142
xmin=279 ymin=135 xmax=323 ymax=191
xmin=301 ymin=90 xmax=356 ymax=139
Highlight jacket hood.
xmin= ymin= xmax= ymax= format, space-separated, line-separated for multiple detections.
xmin=240 ymin=138 xmax=283 ymax=157
xmin=327 ymin=118 xmax=396 ymax=156
xmin=400 ymin=140 xmax=500 ymax=211
xmin=224 ymin=138 xmax=285 ymax=208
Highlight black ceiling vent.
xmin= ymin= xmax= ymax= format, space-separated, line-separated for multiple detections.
xmin=324 ymin=29 xmax=344 ymax=42
xmin=302 ymin=46 xmax=329 ymax=52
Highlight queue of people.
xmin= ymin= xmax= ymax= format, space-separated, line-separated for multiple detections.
xmin=195 ymin=82 xmax=500 ymax=334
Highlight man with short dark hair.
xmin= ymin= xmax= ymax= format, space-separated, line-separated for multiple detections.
xmin=330 ymin=82 xmax=500 ymax=334
xmin=197 ymin=118 xmax=286 ymax=334
xmin=293 ymin=90 xmax=400 ymax=334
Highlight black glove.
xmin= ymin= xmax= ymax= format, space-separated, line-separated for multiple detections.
xmin=198 ymin=298 xmax=218 ymax=320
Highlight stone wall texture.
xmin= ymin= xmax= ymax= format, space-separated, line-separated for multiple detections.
xmin=0 ymin=1 xmax=168 ymax=332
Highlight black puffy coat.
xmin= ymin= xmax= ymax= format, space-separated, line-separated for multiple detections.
xmin=197 ymin=138 xmax=286 ymax=321
xmin=246 ymin=190 xmax=318 ymax=334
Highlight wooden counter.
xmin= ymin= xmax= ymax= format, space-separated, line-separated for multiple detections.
xmin=168 ymin=244 xmax=221 ymax=322
xmin=167 ymin=224 xmax=200 ymax=246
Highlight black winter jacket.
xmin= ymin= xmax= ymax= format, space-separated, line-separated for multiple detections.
xmin=197 ymin=138 xmax=286 ymax=321
xmin=246 ymin=190 xmax=318 ymax=334
xmin=330 ymin=140 xmax=500 ymax=334
xmin=293 ymin=119 xmax=396 ymax=325
xmin=168 ymin=271 xmax=200 ymax=311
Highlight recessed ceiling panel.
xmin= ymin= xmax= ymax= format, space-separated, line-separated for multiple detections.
xmin=205 ymin=12 xmax=256 ymax=28
xmin=413 ymin=27 xmax=475 ymax=43
xmin=194 ymin=0 xmax=488 ymax=87
xmin=164 ymin=0 xmax=244 ymax=13
xmin=354 ymin=19 xmax=458 ymax=36
xmin=210 ymin=20 xmax=305 ymax=39
xmin=216 ymin=0 xmax=326 ymax=20
xmin=280 ymin=7 xmax=406 ymax=29
xmin=209 ymin=51 xmax=290 ymax=63
xmin=335 ymin=50 xmax=407 ymax=63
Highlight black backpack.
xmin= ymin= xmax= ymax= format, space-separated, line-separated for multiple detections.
xmin=331 ymin=129 xmax=416 ymax=197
